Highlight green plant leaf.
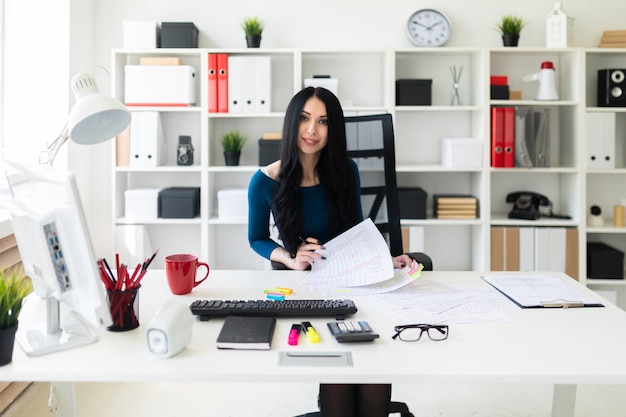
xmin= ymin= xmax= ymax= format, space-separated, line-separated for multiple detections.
xmin=241 ymin=17 xmax=264 ymax=37
xmin=220 ymin=130 xmax=247 ymax=152
xmin=0 ymin=267 xmax=33 ymax=330
xmin=497 ymin=15 xmax=526 ymax=35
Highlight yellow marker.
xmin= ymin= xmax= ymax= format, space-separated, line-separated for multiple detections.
xmin=301 ymin=321 xmax=320 ymax=343
xmin=275 ymin=287 xmax=293 ymax=295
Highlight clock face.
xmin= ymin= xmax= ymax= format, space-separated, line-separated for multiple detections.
xmin=407 ymin=9 xmax=451 ymax=47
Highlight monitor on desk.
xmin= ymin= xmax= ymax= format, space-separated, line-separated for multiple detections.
xmin=4 ymin=160 xmax=112 ymax=356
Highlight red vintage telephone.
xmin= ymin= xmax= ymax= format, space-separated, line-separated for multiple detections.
xmin=506 ymin=191 xmax=570 ymax=220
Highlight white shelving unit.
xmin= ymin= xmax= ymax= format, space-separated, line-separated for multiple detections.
xmin=582 ymin=48 xmax=626 ymax=306
xmin=110 ymin=47 xmax=626 ymax=306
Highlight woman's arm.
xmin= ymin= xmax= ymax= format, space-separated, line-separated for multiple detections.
xmin=247 ymin=170 xmax=281 ymax=259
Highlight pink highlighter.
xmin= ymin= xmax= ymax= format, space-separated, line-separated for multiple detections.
xmin=288 ymin=324 xmax=301 ymax=346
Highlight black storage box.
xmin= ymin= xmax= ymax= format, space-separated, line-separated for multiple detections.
xmin=160 ymin=22 xmax=199 ymax=48
xmin=398 ymin=187 xmax=427 ymax=219
xmin=587 ymin=242 xmax=624 ymax=279
xmin=396 ymin=79 xmax=432 ymax=106
xmin=258 ymin=139 xmax=282 ymax=166
xmin=490 ymin=85 xmax=510 ymax=100
xmin=158 ymin=187 xmax=200 ymax=218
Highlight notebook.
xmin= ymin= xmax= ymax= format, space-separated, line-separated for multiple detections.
xmin=216 ymin=316 xmax=277 ymax=350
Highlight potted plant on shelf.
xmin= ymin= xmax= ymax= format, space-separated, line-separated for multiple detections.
xmin=221 ymin=130 xmax=247 ymax=166
xmin=241 ymin=16 xmax=264 ymax=48
xmin=0 ymin=267 xmax=32 ymax=366
xmin=497 ymin=15 xmax=526 ymax=47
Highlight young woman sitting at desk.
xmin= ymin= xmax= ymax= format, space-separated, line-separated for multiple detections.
xmin=247 ymin=86 xmax=412 ymax=417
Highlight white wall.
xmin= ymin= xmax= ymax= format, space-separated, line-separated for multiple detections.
xmin=83 ymin=0 xmax=624 ymax=258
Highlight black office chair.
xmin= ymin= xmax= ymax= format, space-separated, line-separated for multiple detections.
xmin=295 ymin=114 xmax=429 ymax=417
xmin=345 ymin=113 xmax=432 ymax=270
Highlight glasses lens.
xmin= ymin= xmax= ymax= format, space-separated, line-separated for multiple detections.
xmin=397 ymin=327 xmax=424 ymax=342
xmin=426 ymin=326 xmax=449 ymax=341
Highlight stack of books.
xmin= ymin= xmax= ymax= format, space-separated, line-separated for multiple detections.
xmin=598 ymin=30 xmax=626 ymax=48
xmin=433 ymin=195 xmax=479 ymax=219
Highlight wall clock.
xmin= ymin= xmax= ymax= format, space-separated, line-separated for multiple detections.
xmin=406 ymin=9 xmax=451 ymax=47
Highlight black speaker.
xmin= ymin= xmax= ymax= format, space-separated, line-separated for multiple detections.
xmin=597 ymin=69 xmax=626 ymax=107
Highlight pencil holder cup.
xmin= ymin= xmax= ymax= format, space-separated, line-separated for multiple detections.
xmin=107 ymin=285 xmax=141 ymax=332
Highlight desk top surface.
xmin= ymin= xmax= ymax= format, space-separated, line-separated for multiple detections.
xmin=2 ymin=270 xmax=626 ymax=385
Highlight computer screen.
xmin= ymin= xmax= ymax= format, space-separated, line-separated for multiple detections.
xmin=4 ymin=160 xmax=112 ymax=356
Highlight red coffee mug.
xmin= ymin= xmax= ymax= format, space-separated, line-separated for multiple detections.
xmin=164 ymin=254 xmax=210 ymax=295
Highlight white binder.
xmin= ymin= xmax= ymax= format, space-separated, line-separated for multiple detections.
xmin=227 ymin=56 xmax=244 ymax=114
xmin=585 ymin=112 xmax=615 ymax=169
xmin=255 ymin=56 xmax=272 ymax=113
xmin=241 ymin=57 xmax=256 ymax=114
xmin=129 ymin=111 xmax=163 ymax=168
xmin=518 ymin=227 xmax=535 ymax=271
xmin=228 ymin=56 xmax=271 ymax=114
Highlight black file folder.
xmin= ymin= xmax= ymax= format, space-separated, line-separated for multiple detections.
xmin=482 ymin=274 xmax=604 ymax=308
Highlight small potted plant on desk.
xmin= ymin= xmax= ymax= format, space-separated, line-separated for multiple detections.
xmin=221 ymin=130 xmax=247 ymax=166
xmin=497 ymin=15 xmax=526 ymax=47
xmin=241 ymin=16 xmax=264 ymax=48
xmin=0 ymin=267 xmax=32 ymax=366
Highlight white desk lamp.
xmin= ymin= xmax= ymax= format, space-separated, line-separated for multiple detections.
xmin=42 ymin=70 xmax=131 ymax=166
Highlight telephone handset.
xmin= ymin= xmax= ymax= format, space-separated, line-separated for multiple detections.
xmin=506 ymin=191 xmax=570 ymax=220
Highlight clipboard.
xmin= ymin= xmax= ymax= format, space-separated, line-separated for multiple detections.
xmin=482 ymin=274 xmax=604 ymax=309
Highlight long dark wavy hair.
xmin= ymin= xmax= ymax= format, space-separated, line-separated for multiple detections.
xmin=274 ymin=87 xmax=359 ymax=256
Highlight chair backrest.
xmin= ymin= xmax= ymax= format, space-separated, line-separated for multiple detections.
xmin=345 ymin=113 xmax=403 ymax=256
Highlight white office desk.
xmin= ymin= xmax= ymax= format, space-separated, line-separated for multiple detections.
xmin=3 ymin=270 xmax=626 ymax=417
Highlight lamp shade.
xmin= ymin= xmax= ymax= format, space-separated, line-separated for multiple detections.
xmin=67 ymin=72 xmax=130 ymax=145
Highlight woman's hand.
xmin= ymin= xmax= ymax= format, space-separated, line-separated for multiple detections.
xmin=392 ymin=254 xmax=413 ymax=269
xmin=291 ymin=237 xmax=325 ymax=270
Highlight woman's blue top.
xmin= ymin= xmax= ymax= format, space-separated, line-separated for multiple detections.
xmin=247 ymin=159 xmax=362 ymax=260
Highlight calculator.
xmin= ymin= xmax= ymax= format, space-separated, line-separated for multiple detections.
xmin=326 ymin=320 xmax=380 ymax=343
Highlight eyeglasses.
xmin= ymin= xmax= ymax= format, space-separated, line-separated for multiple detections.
xmin=392 ymin=324 xmax=449 ymax=342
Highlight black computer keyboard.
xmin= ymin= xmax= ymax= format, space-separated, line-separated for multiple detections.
xmin=189 ymin=299 xmax=358 ymax=321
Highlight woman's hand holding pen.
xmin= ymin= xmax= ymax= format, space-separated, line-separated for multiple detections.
xmin=392 ymin=254 xmax=413 ymax=269
xmin=293 ymin=237 xmax=325 ymax=270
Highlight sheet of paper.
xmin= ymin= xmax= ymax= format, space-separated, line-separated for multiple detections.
xmin=311 ymin=264 xmax=422 ymax=297
xmin=303 ymin=218 xmax=394 ymax=287
xmin=367 ymin=279 xmax=516 ymax=324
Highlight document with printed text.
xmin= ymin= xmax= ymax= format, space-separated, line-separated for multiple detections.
xmin=303 ymin=218 xmax=423 ymax=295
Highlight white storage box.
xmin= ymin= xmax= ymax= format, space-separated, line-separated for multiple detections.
xmin=123 ymin=21 xmax=160 ymax=49
xmin=441 ymin=138 xmax=483 ymax=168
xmin=218 ymin=189 xmax=248 ymax=220
xmin=124 ymin=65 xmax=196 ymax=106
xmin=125 ymin=188 xmax=162 ymax=221
xmin=304 ymin=78 xmax=338 ymax=96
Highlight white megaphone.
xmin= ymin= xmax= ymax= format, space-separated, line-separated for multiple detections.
xmin=522 ymin=61 xmax=559 ymax=100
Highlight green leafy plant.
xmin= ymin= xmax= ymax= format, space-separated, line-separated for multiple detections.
xmin=497 ymin=15 xmax=526 ymax=35
xmin=220 ymin=131 xmax=247 ymax=153
xmin=0 ymin=267 xmax=33 ymax=330
xmin=241 ymin=17 xmax=264 ymax=37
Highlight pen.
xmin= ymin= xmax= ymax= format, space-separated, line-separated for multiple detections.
xmin=142 ymin=249 xmax=159 ymax=271
xmin=288 ymin=324 xmax=301 ymax=345
xmin=301 ymin=321 xmax=320 ymax=343
xmin=298 ymin=237 xmax=325 ymax=250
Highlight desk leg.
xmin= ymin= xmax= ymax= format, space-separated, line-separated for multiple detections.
xmin=552 ymin=384 xmax=576 ymax=417
xmin=52 ymin=382 xmax=77 ymax=417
